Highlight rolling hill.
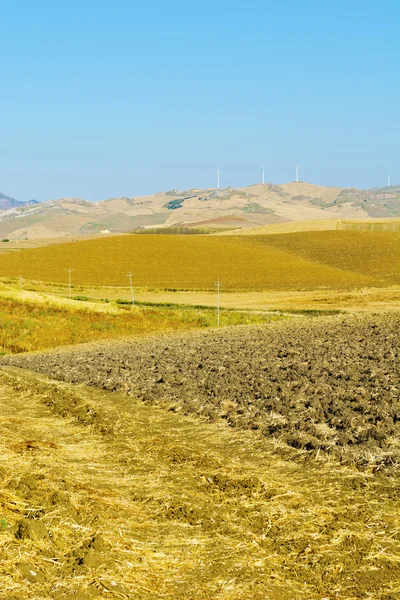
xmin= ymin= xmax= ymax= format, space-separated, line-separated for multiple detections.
xmin=0 ymin=230 xmax=399 ymax=291
xmin=1 ymin=182 xmax=400 ymax=240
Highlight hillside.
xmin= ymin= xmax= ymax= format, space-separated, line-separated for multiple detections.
xmin=1 ymin=182 xmax=400 ymax=240
xmin=0 ymin=230 xmax=399 ymax=290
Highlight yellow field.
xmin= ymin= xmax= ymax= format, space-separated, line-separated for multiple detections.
xmin=230 ymin=217 xmax=400 ymax=236
xmin=1 ymin=231 xmax=398 ymax=291
xmin=253 ymin=231 xmax=400 ymax=283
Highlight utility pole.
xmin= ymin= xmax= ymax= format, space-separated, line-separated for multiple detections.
xmin=67 ymin=268 xmax=73 ymax=299
xmin=215 ymin=279 xmax=221 ymax=327
xmin=127 ymin=272 xmax=134 ymax=306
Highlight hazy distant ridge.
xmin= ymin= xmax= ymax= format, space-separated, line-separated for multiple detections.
xmin=0 ymin=192 xmax=40 ymax=211
xmin=0 ymin=182 xmax=400 ymax=239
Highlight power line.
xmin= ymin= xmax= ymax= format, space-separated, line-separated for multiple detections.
xmin=215 ymin=279 xmax=222 ymax=327
xmin=67 ymin=267 xmax=73 ymax=299
xmin=127 ymin=272 xmax=135 ymax=306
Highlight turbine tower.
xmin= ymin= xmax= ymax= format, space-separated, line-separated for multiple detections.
xmin=216 ymin=169 xmax=220 ymax=190
xmin=295 ymin=160 xmax=300 ymax=183
xmin=386 ymin=169 xmax=391 ymax=188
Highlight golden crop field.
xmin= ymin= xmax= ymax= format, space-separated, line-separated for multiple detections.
xmin=340 ymin=219 xmax=400 ymax=232
xmin=254 ymin=230 xmax=400 ymax=284
xmin=237 ymin=218 xmax=400 ymax=236
xmin=0 ymin=233 xmax=390 ymax=291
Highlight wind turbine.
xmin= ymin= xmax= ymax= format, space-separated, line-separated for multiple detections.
xmin=386 ymin=169 xmax=392 ymax=188
xmin=216 ymin=169 xmax=220 ymax=190
xmin=295 ymin=160 xmax=300 ymax=183
xmin=261 ymin=164 xmax=272 ymax=185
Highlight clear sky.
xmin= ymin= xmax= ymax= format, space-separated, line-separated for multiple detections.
xmin=1 ymin=0 xmax=399 ymax=201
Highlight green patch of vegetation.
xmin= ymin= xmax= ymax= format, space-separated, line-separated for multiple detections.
xmin=0 ymin=518 xmax=8 ymax=530
xmin=242 ymin=202 xmax=274 ymax=214
xmin=308 ymin=197 xmax=326 ymax=207
xmin=163 ymin=198 xmax=185 ymax=210
xmin=273 ymin=308 xmax=344 ymax=316
xmin=78 ymin=222 xmax=100 ymax=231
xmin=90 ymin=321 xmax=112 ymax=331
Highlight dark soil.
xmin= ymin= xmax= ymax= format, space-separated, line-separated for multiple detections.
xmin=4 ymin=312 xmax=400 ymax=468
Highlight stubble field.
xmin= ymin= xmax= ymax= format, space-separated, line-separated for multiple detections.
xmin=0 ymin=365 xmax=399 ymax=600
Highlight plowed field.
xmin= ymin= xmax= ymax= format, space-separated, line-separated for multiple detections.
xmin=5 ymin=311 xmax=400 ymax=469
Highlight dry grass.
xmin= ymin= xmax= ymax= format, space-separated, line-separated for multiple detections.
xmin=0 ymin=233 xmax=380 ymax=291
xmin=7 ymin=276 xmax=400 ymax=314
xmin=129 ymin=286 xmax=400 ymax=313
xmin=0 ymin=282 xmax=122 ymax=313
xmin=0 ymin=293 xmax=287 ymax=354
xmin=0 ymin=367 xmax=399 ymax=599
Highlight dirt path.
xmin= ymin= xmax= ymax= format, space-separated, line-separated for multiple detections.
xmin=0 ymin=367 xmax=399 ymax=599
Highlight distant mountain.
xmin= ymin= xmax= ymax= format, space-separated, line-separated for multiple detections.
xmin=0 ymin=193 xmax=40 ymax=211
xmin=0 ymin=193 xmax=20 ymax=210
xmin=0 ymin=183 xmax=400 ymax=240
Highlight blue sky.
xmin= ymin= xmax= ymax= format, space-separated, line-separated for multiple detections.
xmin=1 ymin=0 xmax=399 ymax=201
